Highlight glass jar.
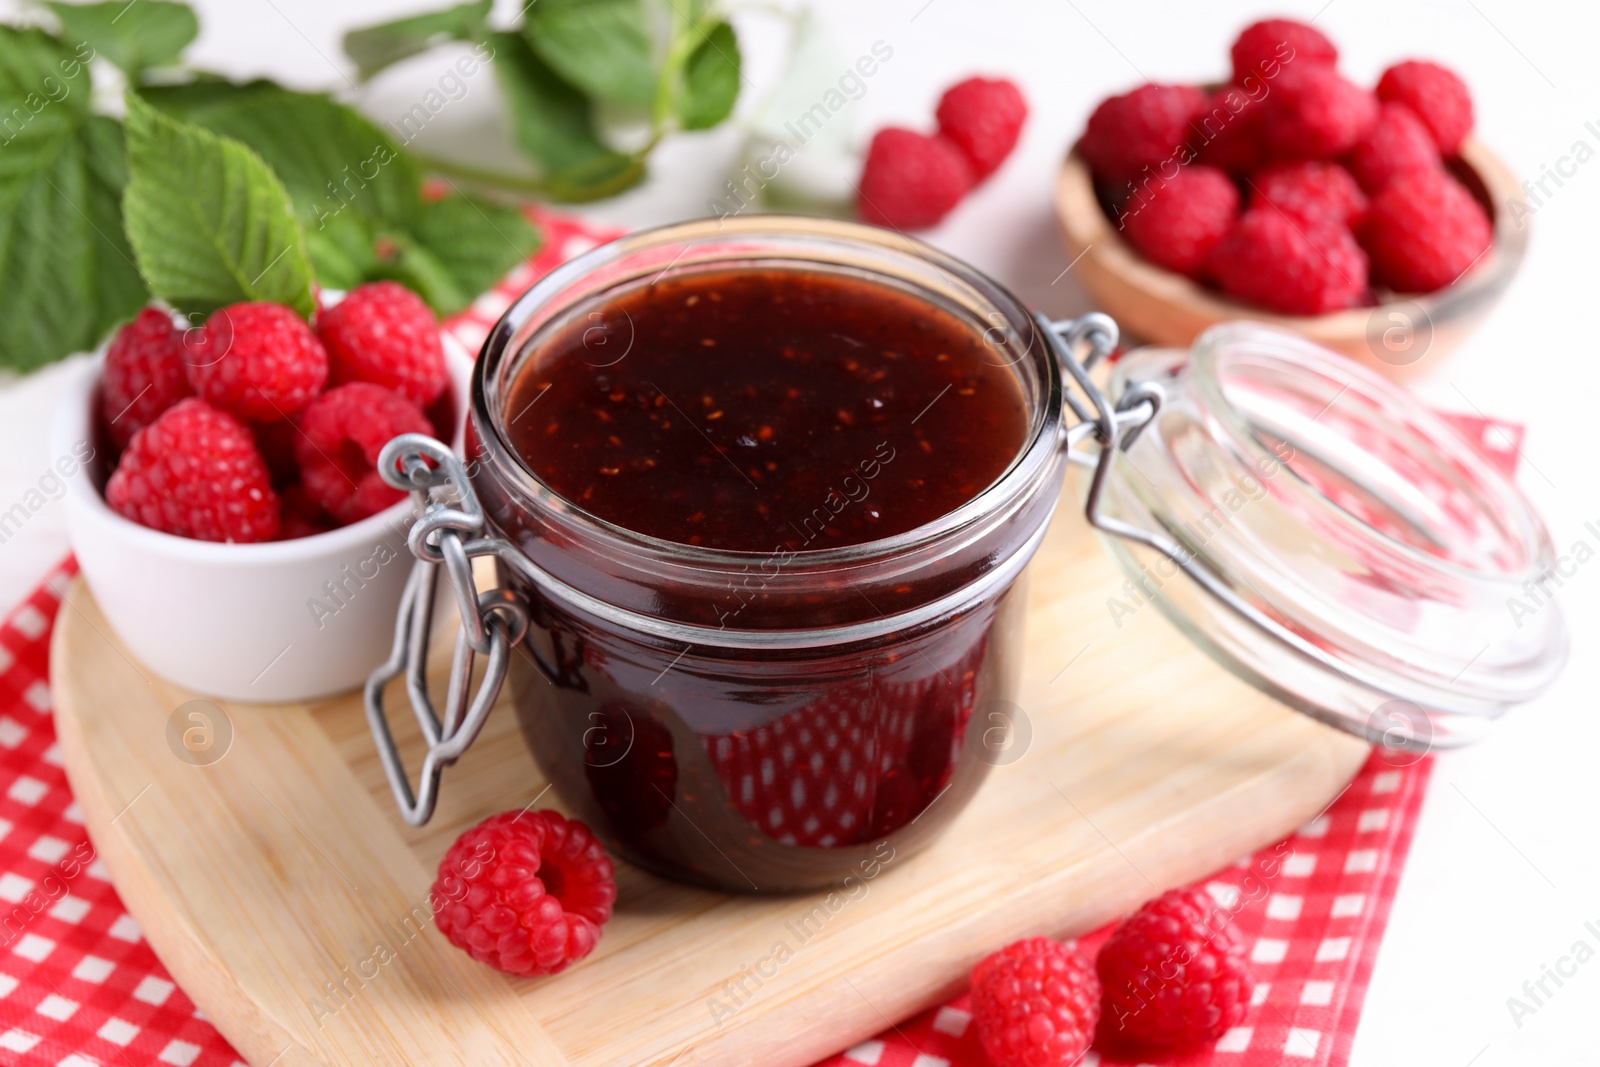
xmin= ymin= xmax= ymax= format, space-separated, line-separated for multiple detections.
xmin=363 ymin=217 xmax=1567 ymax=894
xmin=462 ymin=219 xmax=1064 ymax=890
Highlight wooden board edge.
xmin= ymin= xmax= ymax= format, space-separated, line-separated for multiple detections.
xmin=50 ymin=578 xmax=572 ymax=1067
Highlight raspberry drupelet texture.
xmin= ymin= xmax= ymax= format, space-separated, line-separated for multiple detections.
xmin=1121 ymin=165 xmax=1241 ymax=278
xmin=1195 ymin=87 xmax=1269 ymax=175
xmin=1080 ymin=83 xmax=1207 ymax=183
xmin=857 ymin=128 xmax=975 ymax=229
xmin=105 ymin=398 xmax=280 ymax=543
xmin=1261 ymin=64 xmax=1377 ymax=161
xmin=1360 ymin=169 xmax=1492 ymax=293
xmin=294 ymin=382 xmax=432 ymax=524
xmin=1229 ymin=18 xmax=1337 ymax=84
xmin=1207 ymin=207 xmax=1368 ymax=315
xmin=1249 ymin=160 xmax=1368 ymax=226
xmin=935 ymin=76 xmax=1028 ymax=180
xmin=1346 ymin=102 xmax=1441 ymax=193
xmin=1376 ymin=60 xmax=1474 ymax=154
xmin=101 ymin=308 xmax=194 ymax=448
xmin=1096 ymin=887 xmax=1253 ymax=1049
xmin=316 ymin=281 xmax=449 ymax=407
xmin=433 ymin=810 xmax=616 ymax=977
xmin=184 ymin=302 xmax=328 ymax=422
xmin=971 ymin=937 xmax=1101 ymax=1067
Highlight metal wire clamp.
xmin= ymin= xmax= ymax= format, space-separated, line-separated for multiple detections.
xmin=363 ymin=434 xmax=530 ymax=826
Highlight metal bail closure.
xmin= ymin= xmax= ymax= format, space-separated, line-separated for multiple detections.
xmin=363 ymin=434 xmax=530 ymax=826
xmin=1045 ymin=318 xmax=1568 ymax=755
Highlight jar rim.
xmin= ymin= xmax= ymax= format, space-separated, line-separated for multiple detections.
xmin=471 ymin=215 xmax=1066 ymax=575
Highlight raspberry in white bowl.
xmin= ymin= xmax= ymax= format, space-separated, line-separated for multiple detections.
xmin=53 ymin=285 xmax=471 ymax=702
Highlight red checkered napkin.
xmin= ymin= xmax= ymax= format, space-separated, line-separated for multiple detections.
xmin=0 ymin=209 xmax=1524 ymax=1066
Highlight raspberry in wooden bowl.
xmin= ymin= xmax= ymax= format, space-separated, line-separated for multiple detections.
xmin=1054 ymin=24 xmax=1526 ymax=379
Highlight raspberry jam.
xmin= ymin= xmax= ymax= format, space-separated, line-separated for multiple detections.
xmin=500 ymin=267 xmax=1027 ymax=551
xmin=469 ymin=219 xmax=1068 ymax=890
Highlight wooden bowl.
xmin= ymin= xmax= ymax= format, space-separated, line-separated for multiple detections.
xmin=1053 ymin=138 xmax=1526 ymax=379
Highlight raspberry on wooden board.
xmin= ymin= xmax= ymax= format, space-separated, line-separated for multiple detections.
xmin=433 ymin=810 xmax=616 ymax=976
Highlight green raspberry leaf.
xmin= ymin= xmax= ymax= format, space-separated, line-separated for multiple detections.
xmin=0 ymin=24 xmax=93 ymax=103
xmin=343 ymin=0 xmax=492 ymax=82
xmin=0 ymin=28 xmax=145 ymax=371
xmin=375 ymin=194 xmax=539 ymax=316
xmin=140 ymin=79 xmax=539 ymax=312
xmin=45 ymin=1 xmax=198 ymax=77
xmin=523 ymin=0 xmax=656 ymax=108
xmin=489 ymin=31 xmax=635 ymax=182
xmin=140 ymin=80 xmax=421 ymax=233
xmin=679 ymin=20 xmax=740 ymax=131
xmin=122 ymin=93 xmax=315 ymax=318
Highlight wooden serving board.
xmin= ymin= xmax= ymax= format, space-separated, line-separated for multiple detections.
xmin=51 ymin=510 xmax=1369 ymax=1067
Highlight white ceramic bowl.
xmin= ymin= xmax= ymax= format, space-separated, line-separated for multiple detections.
xmin=51 ymin=332 xmax=473 ymax=703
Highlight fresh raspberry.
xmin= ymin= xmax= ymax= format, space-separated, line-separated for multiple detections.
xmin=857 ymin=128 xmax=975 ymax=230
xmin=101 ymin=308 xmax=194 ymax=448
xmin=1261 ymin=64 xmax=1377 ymax=161
xmin=184 ymin=302 xmax=328 ymax=422
xmin=934 ymin=76 xmax=1028 ymax=180
xmin=1360 ymin=169 xmax=1492 ymax=293
xmin=433 ymin=809 xmax=615 ymax=977
xmin=1206 ymin=207 xmax=1368 ymax=315
xmin=105 ymin=398 xmax=279 ymax=543
xmin=1249 ymin=160 xmax=1367 ymax=226
xmin=1096 ymin=887 xmax=1252 ymax=1049
xmin=1229 ymin=18 xmax=1337 ymax=84
xmin=316 ymin=282 xmax=448 ymax=407
xmin=1376 ymin=60 xmax=1474 ymax=154
xmin=1080 ymin=83 xmax=1207 ymax=183
xmin=1346 ymin=103 xmax=1441 ymax=193
xmin=294 ymin=382 xmax=431 ymax=525
xmin=1121 ymin=165 xmax=1240 ymax=278
xmin=971 ymin=937 xmax=1100 ymax=1067
xmin=1194 ymin=87 xmax=1269 ymax=174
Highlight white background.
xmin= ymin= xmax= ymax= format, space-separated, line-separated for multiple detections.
xmin=1 ymin=1 xmax=1597 ymax=1063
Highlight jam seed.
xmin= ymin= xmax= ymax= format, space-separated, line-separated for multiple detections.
xmin=757 ymin=424 xmax=774 ymax=441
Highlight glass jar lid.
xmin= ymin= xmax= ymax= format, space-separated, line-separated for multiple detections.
xmin=1053 ymin=318 xmax=1568 ymax=753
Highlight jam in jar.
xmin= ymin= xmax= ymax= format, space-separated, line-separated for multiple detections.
xmin=468 ymin=218 xmax=1069 ymax=890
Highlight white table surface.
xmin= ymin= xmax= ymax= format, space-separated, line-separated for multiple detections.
xmin=2 ymin=1 xmax=1596 ymax=1063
